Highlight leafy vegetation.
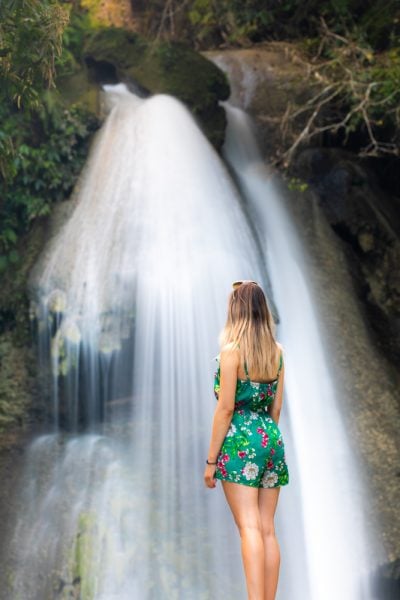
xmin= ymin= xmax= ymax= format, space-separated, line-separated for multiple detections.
xmin=137 ymin=1 xmax=400 ymax=51
xmin=0 ymin=2 xmax=99 ymax=276
xmin=275 ymin=20 xmax=400 ymax=167
xmin=0 ymin=101 xmax=99 ymax=274
xmin=0 ymin=0 xmax=69 ymax=108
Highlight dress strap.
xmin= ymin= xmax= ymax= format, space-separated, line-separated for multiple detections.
xmin=244 ymin=360 xmax=250 ymax=381
xmin=277 ymin=350 xmax=283 ymax=377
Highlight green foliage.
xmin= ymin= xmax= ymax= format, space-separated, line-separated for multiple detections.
xmin=0 ymin=2 xmax=101 ymax=277
xmin=278 ymin=23 xmax=400 ymax=167
xmin=0 ymin=101 xmax=99 ymax=274
xmin=287 ymin=177 xmax=309 ymax=192
xmin=186 ymin=0 xmax=272 ymax=46
xmin=55 ymin=9 xmax=95 ymax=79
xmin=142 ymin=1 xmax=400 ymax=51
xmin=0 ymin=0 xmax=70 ymax=109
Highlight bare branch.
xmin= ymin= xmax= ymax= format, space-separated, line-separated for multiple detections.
xmin=269 ymin=21 xmax=400 ymax=168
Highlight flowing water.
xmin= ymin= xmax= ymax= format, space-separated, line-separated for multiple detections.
xmin=221 ymin=103 xmax=383 ymax=599
xmin=3 ymin=81 xmax=383 ymax=599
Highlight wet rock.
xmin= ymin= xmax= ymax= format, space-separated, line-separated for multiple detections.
xmin=358 ymin=230 xmax=375 ymax=253
xmin=205 ymin=43 xmax=315 ymax=159
xmin=291 ymin=147 xmax=400 ymax=367
xmin=372 ymin=558 xmax=400 ymax=599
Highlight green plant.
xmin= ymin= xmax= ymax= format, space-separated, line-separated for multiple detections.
xmin=0 ymin=101 xmax=99 ymax=273
xmin=55 ymin=9 xmax=95 ymax=79
xmin=287 ymin=177 xmax=309 ymax=192
xmin=0 ymin=0 xmax=70 ymax=109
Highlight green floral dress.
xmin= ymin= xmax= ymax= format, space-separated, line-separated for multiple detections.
xmin=213 ymin=350 xmax=289 ymax=488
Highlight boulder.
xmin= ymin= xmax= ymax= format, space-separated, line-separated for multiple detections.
xmin=205 ymin=43 xmax=316 ymax=160
xmin=57 ymin=26 xmax=230 ymax=149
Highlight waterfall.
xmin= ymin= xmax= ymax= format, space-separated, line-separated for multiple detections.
xmin=2 ymin=80 xmax=385 ymax=599
xmin=5 ymin=83 xmax=275 ymax=599
xmin=221 ymin=102 xmax=383 ymax=599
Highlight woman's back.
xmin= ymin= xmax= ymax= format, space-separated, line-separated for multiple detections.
xmin=214 ymin=347 xmax=283 ymax=413
xmin=222 ymin=339 xmax=283 ymax=383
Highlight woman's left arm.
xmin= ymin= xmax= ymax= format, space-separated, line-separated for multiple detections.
xmin=204 ymin=348 xmax=238 ymax=488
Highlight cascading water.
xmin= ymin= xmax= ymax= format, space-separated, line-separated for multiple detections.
xmin=4 ymin=83 xmax=279 ymax=600
xmin=220 ymin=101 xmax=384 ymax=599
xmin=2 ymin=78 xmax=385 ymax=599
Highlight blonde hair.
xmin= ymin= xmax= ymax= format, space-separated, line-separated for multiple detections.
xmin=218 ymin=282 xmax=282 ymax=380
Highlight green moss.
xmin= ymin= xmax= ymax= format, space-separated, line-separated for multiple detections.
xmin=56 ymin=70 xmax=100 ymax=117
xmin=83 ymin=27 xmax=147 ymax=70
xmin=71 ymin=511 xmax=98 ymax=599
xmin=83 ymin=27 xmax=230 ymax=147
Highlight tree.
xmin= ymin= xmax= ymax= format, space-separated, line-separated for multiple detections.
xmin=0 ymin=0 xmax=69 ymax=108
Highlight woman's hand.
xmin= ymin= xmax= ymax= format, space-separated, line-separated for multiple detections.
xmin=204 ymin=463 xmax=217 ymax=488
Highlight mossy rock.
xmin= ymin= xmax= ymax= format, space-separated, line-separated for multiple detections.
xmin=0 ymin=218 xmax=50 ymax=433
xmin=56 ymin=69 xmax=101 ymax=117
xmin=81 ymin=27 xmax=230 ymax=148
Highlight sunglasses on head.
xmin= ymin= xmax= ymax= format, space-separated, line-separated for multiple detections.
xmin=232 ymin=280 xmax=258 ymax=289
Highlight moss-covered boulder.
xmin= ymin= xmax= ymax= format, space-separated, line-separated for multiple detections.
xmin=58 ymin=26 xmax=230 ymax=149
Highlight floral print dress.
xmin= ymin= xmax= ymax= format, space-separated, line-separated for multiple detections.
xmin=213 ymin=350 xmax=289 ymax=488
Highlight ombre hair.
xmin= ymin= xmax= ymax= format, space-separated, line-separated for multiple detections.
xmin=218 ymin=282 xmax=282 ymax=380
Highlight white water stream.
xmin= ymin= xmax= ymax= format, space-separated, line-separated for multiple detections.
xmin=4 ymin=82 xmax=379 ymax=599
xmin=222 ymin=103 xmax=378 ymax=599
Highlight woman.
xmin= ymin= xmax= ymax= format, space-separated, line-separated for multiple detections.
xmin=204 ymin=280 xmax=289 ymax=600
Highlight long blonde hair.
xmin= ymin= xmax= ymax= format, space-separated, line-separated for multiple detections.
xmin=218 ymin=282 xmax=282 ymax=380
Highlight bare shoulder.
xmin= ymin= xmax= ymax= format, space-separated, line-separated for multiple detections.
xmin=220 ymin=342 xmax=240 ymax=366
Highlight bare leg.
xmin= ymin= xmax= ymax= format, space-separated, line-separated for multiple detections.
xmin=258 ymin=487 xmax=281 ymax=600
xmin=221 ymin=481 xmax=264 ymax=600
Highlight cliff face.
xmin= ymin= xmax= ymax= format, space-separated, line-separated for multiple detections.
xmin=293 ymin=147 xmax=400 ymax=364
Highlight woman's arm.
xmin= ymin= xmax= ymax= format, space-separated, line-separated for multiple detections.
xmin=269 ymin=359 xmax=284 ymax=425
xmin=204 ymin=347 xmax=238 ymax=488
